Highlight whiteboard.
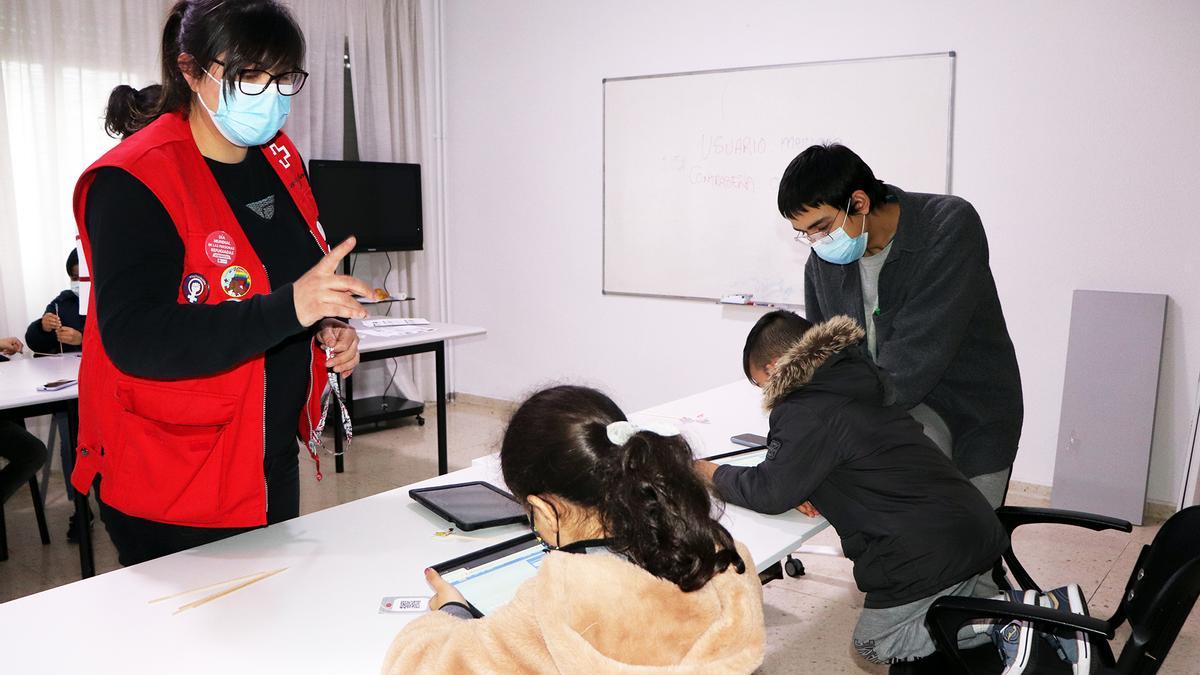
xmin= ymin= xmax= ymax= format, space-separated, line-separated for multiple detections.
xmin=603 ymin=52 xmax=955 ymax=306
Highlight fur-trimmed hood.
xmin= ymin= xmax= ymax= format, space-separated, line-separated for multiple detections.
xmin=761 ymin=315 xmax=868 ymax=411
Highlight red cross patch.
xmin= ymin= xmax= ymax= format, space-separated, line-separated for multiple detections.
xmin=269 ymin=142 xmax=292 ymax=169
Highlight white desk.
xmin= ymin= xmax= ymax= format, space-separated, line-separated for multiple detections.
xmin=0 ymin=379 xmax=826 ymax=674
xmin=0 ymin=354 xmax=94 ymax=576
xmin=337 ymin=320 xmax=487 ymax=475
xmin=353 ymin=320 xmax=486 ymax=354
xmin=0 ymin=354 xmax=81 ymax=410
xmin=628 ymin=379 xmax=768 ymax=459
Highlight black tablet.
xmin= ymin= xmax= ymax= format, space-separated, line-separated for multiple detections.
xmin=409 ymin=481 xmax=528 ymax=531
xmin=432 ymin=533 xmax=543 ymax=616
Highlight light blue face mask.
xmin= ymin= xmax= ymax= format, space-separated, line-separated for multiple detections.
xmin=812 ymin=198 xmax=869 ymax=265
xmin=199 ymin=69 xmax=290 ymax=147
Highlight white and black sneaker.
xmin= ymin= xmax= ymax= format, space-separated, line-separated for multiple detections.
xmin=1039 ymin=584 xmax=1092 ymax=673
xmin=991 ymin=589 xmax=1040 ymax=674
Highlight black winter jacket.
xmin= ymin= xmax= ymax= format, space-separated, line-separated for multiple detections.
xmin=712 ymin=316 xmax=1008 ymax=608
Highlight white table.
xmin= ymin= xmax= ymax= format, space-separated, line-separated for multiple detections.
xmin=336 ymin=321 xmax=486 ymax=475
xmin=0 ymin=354 xmax=94 ymax=576
xmin=628 ymin=379 xmax=768 ymax=459
xmin=0 ymin=354 xmax=81 ymax=411
xmin=0 ymin=379 xmax=826 ymax=674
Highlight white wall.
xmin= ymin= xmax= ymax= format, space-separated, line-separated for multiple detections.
xmin=440 ymin=0 xmax=1200 ymax=505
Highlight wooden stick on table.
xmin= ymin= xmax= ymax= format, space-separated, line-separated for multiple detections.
xmin=148 ymin=567 xmax=288 ymax=604
xmin=172 ymin=567 xmax=288 ymax=615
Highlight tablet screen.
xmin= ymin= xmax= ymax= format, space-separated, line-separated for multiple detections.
xmin=442 ymin=543 xmax=547 ymax=615
xmin=413 ymin=483 xmax=526 ymax=528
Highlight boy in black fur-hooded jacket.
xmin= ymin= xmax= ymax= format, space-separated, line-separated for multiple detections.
xmin=695 ymin=311 xmax=1008 ymax=666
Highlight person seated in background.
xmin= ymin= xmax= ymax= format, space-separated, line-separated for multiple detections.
xmin=693 ymin=311 xmax=1033 ymax=670
xmin=383 ymin=385 xmax=765 ymax=674
xmin=25 ymin=250 xmax=85 ymax=354
xmin=0 ymin=337 xmax=50 ymax=509
xmin=22 ymin=250 xmax=93 ymax=540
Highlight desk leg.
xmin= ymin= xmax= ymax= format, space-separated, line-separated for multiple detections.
xmin=66 ymin=403 xmax=95 ymax=578
xmin=758 ymin=560 xmax=783 ymax=586
xmin=333 ymin=373 xmax=345 ymax=474
xmin=435 ymin=341 xmax=447 ymax=475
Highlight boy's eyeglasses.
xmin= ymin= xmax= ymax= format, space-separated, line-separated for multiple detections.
xmin=792 ymin=197 xmax=855 ymax=247
xmin=793 ymin=227 xmax=833 ymax=247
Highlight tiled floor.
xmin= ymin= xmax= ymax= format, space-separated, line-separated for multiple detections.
xmin=2 ymin=400 xmax=1197 ymax=673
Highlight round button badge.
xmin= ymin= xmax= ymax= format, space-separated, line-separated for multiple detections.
xmin=220 ymin=265 xmax=252 ymax=298
xmin=181 ymin=273 xmax=210 ymax=304
xmin=205 ymin=231 xmax=237 ymax=266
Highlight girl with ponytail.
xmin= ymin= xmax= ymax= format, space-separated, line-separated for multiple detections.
xmin=383 ymin=386 xmax=766 ymax=674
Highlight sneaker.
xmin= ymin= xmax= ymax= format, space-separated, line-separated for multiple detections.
xmin=66 ymin=504 xmax=94 ymax=544
xmin=991 ymin=589 xmax=1040 ymax=674
xmin=1039 ymin=584 xmax=1092 ymax=674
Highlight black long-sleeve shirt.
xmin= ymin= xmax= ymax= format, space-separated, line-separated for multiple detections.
xmin=84 ymin=148 xmax=325 ymax=470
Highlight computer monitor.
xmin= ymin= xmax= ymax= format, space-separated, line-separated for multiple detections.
xmin=309 ymin=159 xmax=423 ymax=252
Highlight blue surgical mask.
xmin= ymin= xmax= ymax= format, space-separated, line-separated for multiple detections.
xmin=813 ymin=198 xmax=869 ymax=265
xmin=70 ymin=280 xmax=80 ymax=296
xmin=199 ymin=69 xmax=290 ymax=147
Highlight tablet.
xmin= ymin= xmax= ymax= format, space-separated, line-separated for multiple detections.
xmin=409 ymin=481 xmax=528 ymax=531
xmin=433 ymin=533 xmax=544 ymax=616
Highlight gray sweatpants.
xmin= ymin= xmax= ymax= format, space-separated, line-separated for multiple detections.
xmin=909 ymin=403 xmax=1011 ymax=509
xmin=852 ymin=406 xmax=1009 ymax=664
xmin=852 ymin=573 xmax=996 ymax=664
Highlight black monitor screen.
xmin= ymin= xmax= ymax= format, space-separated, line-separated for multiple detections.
xmin=309 ymin=159 xmax=423 ymax=252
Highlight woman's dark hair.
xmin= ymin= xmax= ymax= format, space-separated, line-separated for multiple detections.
xmin=500 ymin=385 xmax=745 ymax=592
xmin=104 ymin=0 xmax=305 ymax=138
xmin=743 ymin=310 xmax=813 ymax=382
xmin=104 ymin=84 xmax=163 ymax=138
xmin=777 ymin=143 xmax=889 ymax=219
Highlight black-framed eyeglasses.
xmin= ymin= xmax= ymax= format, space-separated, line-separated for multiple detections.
xmin=212 ymin=59 xmax=308 ymax=96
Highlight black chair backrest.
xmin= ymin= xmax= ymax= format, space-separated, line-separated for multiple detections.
xmin=1116 ymin=505 xmax=1200 ymax=672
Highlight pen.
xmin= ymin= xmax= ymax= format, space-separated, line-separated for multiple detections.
xmin=54 ymin=302 xmax=63 ymax=355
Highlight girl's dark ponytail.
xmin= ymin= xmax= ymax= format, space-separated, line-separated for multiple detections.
xmin=500 ymin=385 xmax=745 ymax=593
xmin=102 ymin=1 xmax=183 ymax=138
xmin=600 ymin=428 xmax=744 ymax=592
xmin=103 ymin=83 xmax=164 ymax=139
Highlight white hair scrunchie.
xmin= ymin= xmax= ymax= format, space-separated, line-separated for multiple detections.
xmin=606 ymin=420 xmax=681 ymax=446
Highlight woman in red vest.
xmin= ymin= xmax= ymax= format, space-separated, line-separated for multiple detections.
xmin=71 ymin=0 xmax=374 ymax=565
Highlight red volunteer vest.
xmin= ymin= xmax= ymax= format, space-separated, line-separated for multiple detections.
xmin=71 ymin=112 xmax=330 ymax=528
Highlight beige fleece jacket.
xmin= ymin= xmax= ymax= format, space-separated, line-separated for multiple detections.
xmin=382 ymin=543 xmax=765 ymax=674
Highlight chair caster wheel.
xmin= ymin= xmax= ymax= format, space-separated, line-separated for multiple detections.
xmin=416 ymin=415 xmax=426 ymax=426
xmin=784 ymin=556 xmax=805 ymax=578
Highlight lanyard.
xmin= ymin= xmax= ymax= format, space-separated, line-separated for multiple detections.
xmin=307 ymin=347 xmax=354 ymax=480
